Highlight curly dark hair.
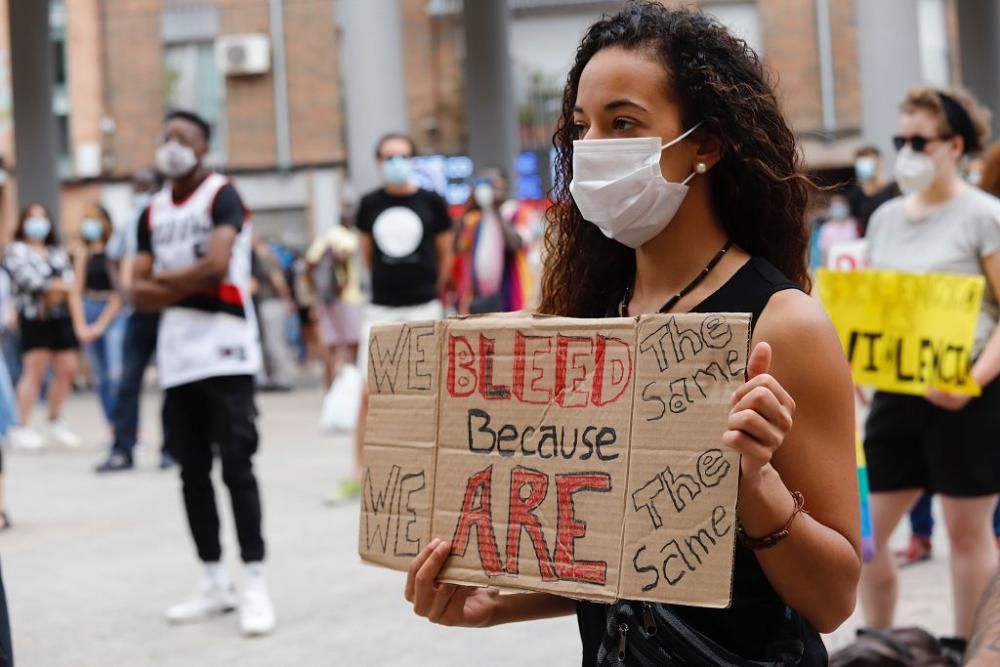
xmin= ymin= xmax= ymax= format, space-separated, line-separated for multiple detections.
xmin=538 ymin=1 xmax=812 ymax=317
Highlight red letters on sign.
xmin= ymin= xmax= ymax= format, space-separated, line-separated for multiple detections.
xmin=555 ymin=472 xmax=612 ymax=584
xmin=479 ymin=334 xmax=511 ymax=399
xmin=512 ymin=332 xmax=553 ymax=404
xmin=505 ymin=467 xmax=557 ymax=579
xmin=592 ymin=335 xmax=632 ymax=407
xmin=554 ymin=335 xmax=594 ymax=408
xmin=451 ymin=466 xmax=612 ymax=586
xmin=446 ymin=330 xmax=634 ymax=407
xmin=450 ymin=465 xmax=502 ymax=575
xmin=448 ymin=335 xmax=476 ymax=397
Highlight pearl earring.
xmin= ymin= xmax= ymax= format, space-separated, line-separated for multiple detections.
xmin=695 ymin=162 xmax=708 ymax=174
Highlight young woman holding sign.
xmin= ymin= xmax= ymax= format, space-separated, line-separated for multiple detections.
xmin=860 ymin=87 xmax=1000 ymax=645
xmin=404 ymin=3 xmax=860 ymax=663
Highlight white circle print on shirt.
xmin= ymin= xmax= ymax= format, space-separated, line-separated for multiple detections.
xmin=371 ymin=207 xmax=425 ymax=259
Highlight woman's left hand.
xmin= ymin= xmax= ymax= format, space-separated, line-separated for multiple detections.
xmin=924 ymin=387 xmax=972 ymax=411
xmin=724 ymin=342 xmax=796 ymax=479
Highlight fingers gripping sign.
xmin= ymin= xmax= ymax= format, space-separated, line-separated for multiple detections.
xmin=406 ymin=538 xmax=500 ymax=628
xmin=724 ymin=342 xmax=797 ymax=477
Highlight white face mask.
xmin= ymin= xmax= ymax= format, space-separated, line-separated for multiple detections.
xmin=569 ymin=123 xmax=702 ymax=248
xmin=155 ymin=140 xmax=198 ymax=179
xmin=894 ymin=148 xmax=936 ymax=194
xmin=473 ymin=183 xmax=495 ymax=208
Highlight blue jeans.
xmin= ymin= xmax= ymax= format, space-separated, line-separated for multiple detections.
xmin=111 ymin=311 xmax=159 ymax=456
xmin=84 ymin=299 xmax=125 ymax=425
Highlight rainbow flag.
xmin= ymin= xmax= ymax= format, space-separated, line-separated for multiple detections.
xmin=856 ymin=435 xmax=875 ymax=562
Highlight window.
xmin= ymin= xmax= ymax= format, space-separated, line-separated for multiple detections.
xmin=701 ymin=1 xmax=764 ymax=56
xmin=163 ymin=41 xmax=226 ymax=161
xmin=50 ymin=0 xmax=72 ymax=179
xmin=917 ymin=0 xmax=950 ymax=86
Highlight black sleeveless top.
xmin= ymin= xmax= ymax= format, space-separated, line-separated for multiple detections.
xmin=576 ymin=256 xmax=828 ymax=666
xmin=85 ymin=252 xmax=113 ymax=293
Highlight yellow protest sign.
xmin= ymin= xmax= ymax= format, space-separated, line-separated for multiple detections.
xmin=817 ymin=269 xmax=985 ymax=397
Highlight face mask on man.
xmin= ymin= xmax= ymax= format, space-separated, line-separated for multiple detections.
xmin=381 ymin=156 xmax=413 ymax=186
xmin=155 ymin=140 xmax=198 ymax=179
xmin=81 ymin=218 xmax=104 ymax=242
xmin=24 ymin=216 xmax=51 ymax=241
xmin=569 ymin=122 xmax=703 ymax=248
xmin=854 ymin=157 xmax=877 ymax=182
xmin=894 ymin=148 xmax=936 ymax=194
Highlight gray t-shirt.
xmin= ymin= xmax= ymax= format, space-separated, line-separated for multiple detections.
xmin=866 ymin=187 xmax=1000 ymax=357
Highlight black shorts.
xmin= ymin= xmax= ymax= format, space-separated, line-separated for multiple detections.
xmin=864 ymin=380 xmax=1000 ymax=497
xmin=19 ymin=315 xmax=77 ymax=353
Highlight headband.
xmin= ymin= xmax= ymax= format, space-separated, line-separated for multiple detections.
xmin=937 ymin=92 xmax=978 ymax=155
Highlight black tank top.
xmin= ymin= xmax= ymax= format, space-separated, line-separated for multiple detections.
xmin=576 ymin=256 xmax=827 ymax=666
xmin=85 ymin=252 xmax=112 ymax=293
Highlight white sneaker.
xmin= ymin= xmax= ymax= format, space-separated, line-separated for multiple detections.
xmin=165 ymin=579 xmax=238 ymax=624
xmin=9 ymin=426 xmax=45 ymax=450
xmin=46 ymin=421 xmax=81 ymax=448
xmin=240 ymin=588 xmax=276 ymax=636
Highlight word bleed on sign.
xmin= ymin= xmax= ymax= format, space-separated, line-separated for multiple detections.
xmin=817 ymin=269 xmax=985 ymax=396
xmin=359 ymin=312 xmax=751 ymax=608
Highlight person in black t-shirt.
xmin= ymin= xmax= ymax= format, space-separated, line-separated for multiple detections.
xmin=847 ymin=145 xmax=900 ymax=236
xmin=330 ymin=133 xmax=452 ymax=502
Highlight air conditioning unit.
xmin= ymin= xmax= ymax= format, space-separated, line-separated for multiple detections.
xmin=217 ymin=34 xmax=271 ymax=76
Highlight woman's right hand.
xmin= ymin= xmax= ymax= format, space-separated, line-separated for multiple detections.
xmin=405 ymin=538 xmax=500 ymax=628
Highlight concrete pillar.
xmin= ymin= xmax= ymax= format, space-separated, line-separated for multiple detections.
xmin=8 ymin=0 xmax=61 ymax=224
xmin=334 ymin=0 xmax=409 ymax=195
xmin=956 ymin=0 xmax=1000 ymax=141
xmin=462 ymin=0 xmax=517 ymax=192
xmin=855 ymin=0 xmax=923 ymax=161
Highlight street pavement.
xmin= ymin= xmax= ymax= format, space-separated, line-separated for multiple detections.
xmin=1 ymin=383 xmax=952 ymax=666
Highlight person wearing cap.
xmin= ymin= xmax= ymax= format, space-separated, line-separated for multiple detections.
xmin=860 ymin=86 xmax=1000 ymax=647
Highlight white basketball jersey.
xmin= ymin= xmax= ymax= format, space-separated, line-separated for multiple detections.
xmin=147 ymin=173 xmax=260 ymax=388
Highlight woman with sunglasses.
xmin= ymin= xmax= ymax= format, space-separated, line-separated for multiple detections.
xmin=861 ymin=87 xmax=998 ymax=646
xmin=403 ymin=4 xmax=860 ymax=663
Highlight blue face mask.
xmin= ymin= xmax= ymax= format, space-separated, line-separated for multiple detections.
xmin=24 ymin=216 xmax=51 ymax=241
xmin=854 ymin=157 xmax=877 ymax=182
xmin=81 ymin=219 xmax=104 ymax=242
xmin=828 ymin=203 xmax=850 ymax=221
xmin=381 ymin=157 xmax=413 ymax=186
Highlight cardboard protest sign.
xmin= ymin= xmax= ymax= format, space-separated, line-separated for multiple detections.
xmin=359 ymin=320 xmax=442 ymax=570
xmin=359 ymin=313 xmax=751 ymax=608
xmin=817 ymin=269 xmax=985 ymax=397
xmin=619 ymin=314 xmax=747 ymax=607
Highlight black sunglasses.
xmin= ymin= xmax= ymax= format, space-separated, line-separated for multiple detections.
xmin=892 ymin=134 xmax=953 ymax=153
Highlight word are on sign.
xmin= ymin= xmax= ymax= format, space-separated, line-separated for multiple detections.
xmin=359 ymin=312 xmax=751 ymax=608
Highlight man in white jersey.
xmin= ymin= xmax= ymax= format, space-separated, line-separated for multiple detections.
xmin=132 ymin=110 xmax=274 ymax=637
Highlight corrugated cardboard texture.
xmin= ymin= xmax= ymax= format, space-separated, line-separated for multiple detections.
xmin=432 ymin=316 xmax=636 ymax=602
xmin=618 ymin=313 xmax=750 ymax=607
xmin=359 ymin=321 xmax=441 ymax=569
xmin=359 ymin=313 xmax=751 ymax=608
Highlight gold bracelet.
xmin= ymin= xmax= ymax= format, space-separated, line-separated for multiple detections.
xmin=736 ymin=491 xmax=807 ymax=550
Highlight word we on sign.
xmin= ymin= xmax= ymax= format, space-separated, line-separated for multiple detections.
xmin=817 ymin=269 xmax=985 ymax=397
xmin=359 ymin=312 xmax=750 ymax=608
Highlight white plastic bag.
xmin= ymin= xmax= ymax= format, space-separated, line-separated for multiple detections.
xmin=320 ymin=363 xmax=362 ymax=433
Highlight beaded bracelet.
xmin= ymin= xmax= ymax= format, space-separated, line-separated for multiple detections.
xmin=736 ymin=491 xmax=807 ymax=550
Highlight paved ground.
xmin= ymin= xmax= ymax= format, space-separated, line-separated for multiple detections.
xmin=0 ymin=384 xmax=952 ymax=666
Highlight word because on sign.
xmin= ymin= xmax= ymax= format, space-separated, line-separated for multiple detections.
xmin=359 ymin=312 xmax=750 ymax=608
